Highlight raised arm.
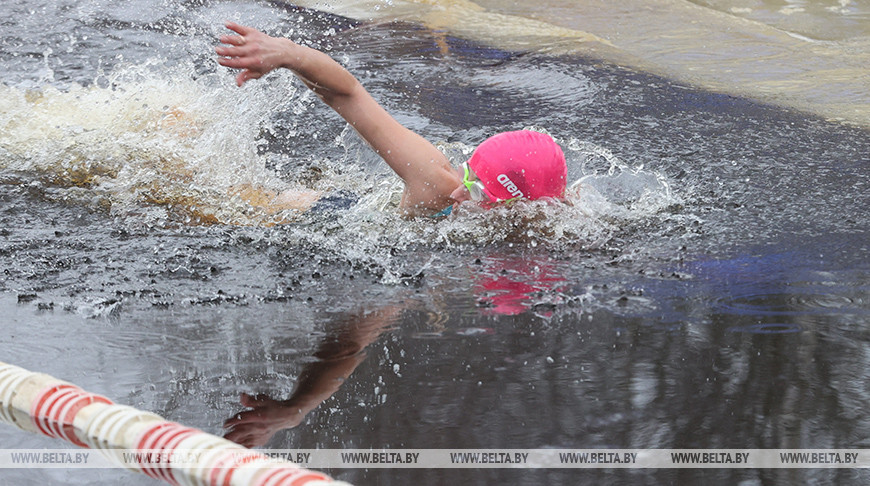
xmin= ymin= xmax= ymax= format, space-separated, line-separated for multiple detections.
xmin=216 ymin=22 xmax=461 ymax=216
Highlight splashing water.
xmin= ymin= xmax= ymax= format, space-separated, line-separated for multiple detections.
xmin=1 ymin=5 xmax=868 ymax=486
xmin=0 ymin=60 xmax=323 ymax=225
xmin=0 ymin=60 xmax=677 ymax=258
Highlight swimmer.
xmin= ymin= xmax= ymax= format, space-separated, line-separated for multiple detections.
xmin=216 ymin=22 xmax=567 ymax=218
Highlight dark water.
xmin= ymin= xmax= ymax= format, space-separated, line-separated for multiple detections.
xmin=1 ymin=1 xmax=868 ymax=485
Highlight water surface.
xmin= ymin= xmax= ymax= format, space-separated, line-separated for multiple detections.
xmin=293 ymin=0 xmax=870 ymax=126
xmin=0 ymin=1 xmax=868 ymax=485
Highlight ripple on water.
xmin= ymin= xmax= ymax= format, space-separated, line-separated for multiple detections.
xmin=99 ymin=329 xmax=205 ymax=357
xmin=715 ymin=289 xmax=862 ymax=317
xmin=727 ymin=323 xmax=803 ymax=334
xmin=0 ymin=336 xmax=73 ymax=367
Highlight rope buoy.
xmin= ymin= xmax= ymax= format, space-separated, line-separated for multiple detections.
xmin=0 ymin=361 xmax=350 ymax=486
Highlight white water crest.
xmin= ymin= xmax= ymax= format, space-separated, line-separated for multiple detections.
xmin=0 ymin=62 xmax=314 ymax=226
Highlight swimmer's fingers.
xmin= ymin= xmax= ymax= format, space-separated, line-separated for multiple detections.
xmin=236 ymin=70 xmax=263 ymax=87
xmin=217 ymin=35 xmax=247 ymax=49
xmin=240 ymin=392 xmax=277 ymax=407
xmin=217 ymin=54 xmax=263 ymax=71
xmin=215 ymin=43 xmax=252 ymax=58
xmin=217 ymin=22 xmax=294 ymax=86
xmin=216 ymin=55 xmax=255 ymax=70
xmin=224 ymin=21 xmax=258 ymax=37
xmin=216 ymin=54 xmax=266 ymax=86
xmin=223 ymin=410 xmax=253 ymax=428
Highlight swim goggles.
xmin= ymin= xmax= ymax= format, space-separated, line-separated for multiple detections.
xmin=462 ymin=162 xmax=523 ymax=204
xmin=462 ymin=162 xmax=493 ymax=202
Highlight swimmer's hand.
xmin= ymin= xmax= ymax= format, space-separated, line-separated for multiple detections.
xmin=215 ymin=21 xmax=460 ymax=214
xmin=216 ymin=22 xmax=294 ymax=87
xmin=223 ymin=393 xmax=308 ymax=448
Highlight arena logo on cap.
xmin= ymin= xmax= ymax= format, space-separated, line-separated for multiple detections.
xmin=496 ymin=174 xmax=524 ymax=199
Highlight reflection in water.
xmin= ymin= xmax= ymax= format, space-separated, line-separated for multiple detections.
xmin=470 ymin=254 xmax=567 ymax=316
xmin=221 ymin=252 xmax=574 ymax=449
xmin=223 ymin=307 xmax=400 ymax=448
xmin=0 ymin=1 xmax=867 ymax=485
xmin=255 ymin=282 xmax=869 ymax=485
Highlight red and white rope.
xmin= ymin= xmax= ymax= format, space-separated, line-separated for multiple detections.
xmin=0 ymin=361 xmax=349 ymax=486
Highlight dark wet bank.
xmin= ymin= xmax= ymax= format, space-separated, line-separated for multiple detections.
xmin=1 ymin=5 xmax=869 ymax=486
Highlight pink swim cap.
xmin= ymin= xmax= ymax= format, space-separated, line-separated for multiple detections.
xmin=467 ymin=130 xmax=567 ymax=201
